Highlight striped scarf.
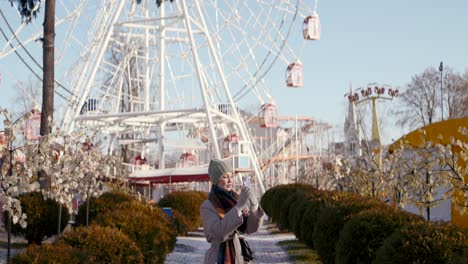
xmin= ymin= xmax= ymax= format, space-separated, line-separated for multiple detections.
xmin=208 ymin=184 xmax=248 ymax=264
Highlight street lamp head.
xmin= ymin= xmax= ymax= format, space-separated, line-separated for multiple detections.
xmin=439 ymin=61 xmax=443 ymax=72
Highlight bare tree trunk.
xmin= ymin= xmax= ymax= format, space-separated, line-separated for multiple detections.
xmin=41 ymin=0 xmax=55 ymax=136
xmin=40 ymin=0 xmax=56 ymax=190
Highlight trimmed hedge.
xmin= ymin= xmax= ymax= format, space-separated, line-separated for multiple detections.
xmin=170 ymin=209 xmax=192 ymax=235
xmin=95 ymin=200 xmax=176 ymax=264
xmin=335 ymin=208 xmax=424 ymax=264
xmin=312 ymin=194 xmax=386 ymax=264
xmin=260 ymin=183 xmax=468 ymax=264
xmin=278 ymin=191 xmax=304 ymax=230
xmin=297 ymin=196 xmax=333 ymax=246
xmin=12 ymin=243 xmax=90 ymax=264
xmin=75 ymin=191 xmax=134 ymax=226
xmin=157 ymin=191 xmax=207 ymax=232
xmin=7 ymin=192 xmax=69 ymax=245
xmin=374 ymin=221 xmax=468 ymax=264
xmin=260 ymin=183 xmax=317 ymax=225
xmin=60 ymin=224 xmax=144 ymax=263
xmin=288 ymin=189 xmax=327 ymax=236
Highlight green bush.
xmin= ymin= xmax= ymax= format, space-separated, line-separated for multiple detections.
xmin=447 ymin=247 xmax=468 ymax=264
xmin=170 ymin=209 xmax=191 ymax=235
xmin=260 ymin=183 xmax=316 ymax=225
xmin=95 ymin=201 xmax=176 ymax=264
xmin=12 ymin=243 xmax=90 ymax=264
xmin=278 ymin=191 xmax=304 ymax=231
xmin=374 ymin=221 xmax=468 ymax=264
xmin=75 ymin=191 xmax=134 ymax=226
xmin=7 ymin=192 xmax=69 ymax=245
xmin=297 ymin=192 xmax=334 ymax=246
xmin=260 ymin=185 xmax=277 ymax=217
xmin=288 ymin=197 xmax=309 ymax=236
xmin=60 ymin=225 xmax=144 ymax=264
xmin=157 ymin=191 xmax=207 ymax=231
xmin=335 ymin=208 xmax=423 ymax=264
xmin=312 ymin=194 xmax=385 ymax=264
xmin=192 ymin=190 xmax=209 ymax=201
xmin=289 ymin=189 xmax=329 ymax=239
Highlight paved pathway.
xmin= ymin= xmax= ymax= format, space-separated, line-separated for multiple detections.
xmin=165 ymin=221 xmax=296 ymax=264
xmin=0 ymin=222 xmax=297 ymax=264
xmin=0 ymin=231 xmax=26 ymax=264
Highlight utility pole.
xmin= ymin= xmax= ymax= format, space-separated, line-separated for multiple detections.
xmin=439 ymin=61 xmax=444 ymax=121
xmin=40 ymin=0 xmax=56 ymax=190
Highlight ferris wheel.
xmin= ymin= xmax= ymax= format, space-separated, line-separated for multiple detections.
xmin=0 ymin=0 xmax=320 ymax=193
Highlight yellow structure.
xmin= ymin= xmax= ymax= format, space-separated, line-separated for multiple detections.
xmin=392 ymin=117 xmax=468 ymax=228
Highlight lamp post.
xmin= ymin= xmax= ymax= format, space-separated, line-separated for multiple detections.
xmin=439 ymin=61 xmax=443 ymax=121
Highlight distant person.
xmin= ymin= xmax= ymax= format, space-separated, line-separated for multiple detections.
xmin=200 ymin=159 xmax=264 ymax=263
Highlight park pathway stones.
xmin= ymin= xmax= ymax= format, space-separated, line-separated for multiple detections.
xmin=165 ymin=221 xmax=296 ymax=264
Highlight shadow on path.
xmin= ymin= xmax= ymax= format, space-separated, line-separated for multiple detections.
xmin=165 ymin=221 xmax=296 ymax=264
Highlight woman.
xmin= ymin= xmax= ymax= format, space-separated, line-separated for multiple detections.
xmin=200 ymin=159 xmax=264 ymax=264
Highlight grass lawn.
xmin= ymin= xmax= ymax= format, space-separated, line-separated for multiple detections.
xmin=263 ymin=221 xmax=322 ymax=263
xmin=278 ymin=239 xmax=322 ymax=264
xmin=0 ymin=241 xmax=27 ymax=249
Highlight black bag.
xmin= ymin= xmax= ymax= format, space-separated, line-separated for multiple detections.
xmin=239 ymin=237 xmax=254 ymax=261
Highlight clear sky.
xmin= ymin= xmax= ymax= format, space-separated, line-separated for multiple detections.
xmin=269 ymin=0 xmax=468 ymax=143
xmin=1 ymin=0 xmax=467 ymax=144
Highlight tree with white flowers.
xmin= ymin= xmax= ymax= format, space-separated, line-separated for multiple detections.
xmin=398 ymin=133 xmax=450 ymax=221
xmin=25 ymin=126 xmax=128 ymax=230
xmin=0 ymin=108 xmax=40 ymax=228
xmin=439 ymin=127 xmax=468 ymax=215
xmin=1 ymin=107 xmax=41 ymax=262
xmin=381 ymin=141 xmax=416 ymax=209
xmin=338 ymin=128 xmax=466 ymax=222
xmin=2 ymin=106 xmax=128 ymax=232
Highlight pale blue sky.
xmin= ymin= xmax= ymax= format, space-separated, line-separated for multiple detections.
xmin=269 ymin=0 xmax=468 ymax=143
xmin=1 ymin=0 xmax=467 ymax=144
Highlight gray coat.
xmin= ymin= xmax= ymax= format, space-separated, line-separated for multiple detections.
xmin=200 ymin=200 xmax=264 ymax=264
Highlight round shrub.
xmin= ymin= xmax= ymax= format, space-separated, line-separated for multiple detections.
xmin=95 ymin=201 xmax=177 ymax=264
xmin=12 ymin=243 xmax=90 ymax=264
xmin=7 ymin=192 xmax=69 ymax=245
xmin=297 ymin=192 xmax=335 ymax=246
xmin=75 ymin=191 xmax=134 ymax=226
xmin=192 ymin=190 xmax=209 ymax=201
xmin=260 ymin=185 xmax=277 ymax=217
xmin=288 ymin=197 xmax=310 ymax=235
xmin=447 ymin=247 xmax=468 ymax=264
xmin=157 ymin=191 xmax=207 ymax=231
xmin=335 ymin=208 xmax=423 ymax=264
xmin=60 ymin=225 xmax=143 ymax=263
xmin=312 ymin=194 xmax=385 ymax=264
xmin=374 ymin=221 xmax=468 ymax=264
xmin=289 ymin=189 xmax=328 ymax=238
xmin=278 ymin=191 xmax=304 ymax=231
xmin=262 ymin=183 xmax=316 ymax=225
xmin=170 ymin=209 xmax=191 ymax=235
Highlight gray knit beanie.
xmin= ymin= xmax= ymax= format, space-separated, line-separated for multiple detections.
xmin=208 ymin=159 xmax=233 ymax=184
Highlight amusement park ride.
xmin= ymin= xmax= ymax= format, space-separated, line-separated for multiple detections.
xmin=345 ymin=83 xmax=399 ymax=166
xmin=0 ymin=0 xmax=328 ymax=197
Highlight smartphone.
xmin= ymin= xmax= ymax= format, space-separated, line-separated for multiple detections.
xmin=242 ymin=175 xmax=251 ymax=187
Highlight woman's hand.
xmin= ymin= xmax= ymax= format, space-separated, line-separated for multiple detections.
xmin=248 ymin=189 xmax=259 ymax=212
xmin=236 ymin=186 xmax=251 ymax=212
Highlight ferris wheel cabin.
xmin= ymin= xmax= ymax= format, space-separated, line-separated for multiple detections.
xmin=303 ymin=12 xmax=321 ymax=40
xmin=133 ymin=154 xmax=148 ymax=167
xmin=222 ymin=134 xmax=239 ymax=158
xmin=178 ymin=152 xmax=198 ymax=168
xmin=258 ymin=103 xmax=278 ymax=128
xmin=24 ymin=110 xmax=41 ymax=141
xmin=286 ymin=60 xmax=304 ymax=87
